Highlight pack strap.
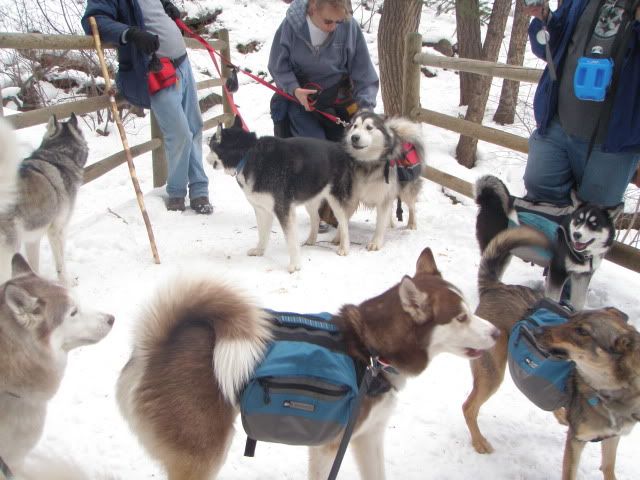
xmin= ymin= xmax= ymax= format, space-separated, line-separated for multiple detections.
xmin=326 ymin=355 xmax=391 ymax=480
xmin=174 ymin=20 xmax=349 ymax=128
xmin=0 ymin=455 xmax=15 ymax=480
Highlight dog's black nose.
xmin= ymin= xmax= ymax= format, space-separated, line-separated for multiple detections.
xmin=351 ymin=134 xmax=360 ymax=143
xmin=573 ymin=231 xmax=582 ymax=240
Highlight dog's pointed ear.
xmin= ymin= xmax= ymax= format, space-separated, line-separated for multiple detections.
xmin=46 ymin=115 xmax=58 ymax=137
xmin=613 ymin=334 xmax=634 ymax=354
xmin=415 ymin=248 xmax=441 ymax=277
xmin=215 ymin=122 xmax=223 ymax=142
xmin=4 ymin=284 xmax=41 ymax=326
xmin=69 ymin=112 xmax=78 ymax=127
xmin=604 ymin=202 xmax=624 ymax=221
xmin=604 ymin=306 xmax=629 ymax=323
xmin=232 ymin=115 xmax=243 ymax=129
xmin=398 ymin=276 xmax=431 ymax=324
xmin=570 ymin=190 xmax=585 ymax=208
xmin=11 ymin=254 xmax=34 ymax=278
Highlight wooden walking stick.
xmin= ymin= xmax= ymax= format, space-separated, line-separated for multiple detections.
xmin=89 ymin=17 xmax=160 ymax=264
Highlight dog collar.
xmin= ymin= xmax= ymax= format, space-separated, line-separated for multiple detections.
xmin=235 ymin=156 xmax=248 ymax=176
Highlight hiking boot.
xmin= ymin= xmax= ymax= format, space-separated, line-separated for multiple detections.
xmin=166 ymin=197 xmax=185 ymax=212
xmin=318 ymin=221 xmax=331 ymax=234
xmin=190 ymin=196 xmax=214 ymax=215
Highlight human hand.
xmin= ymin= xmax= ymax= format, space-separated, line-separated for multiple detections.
xmin=125 ymin=27 xmax=159 ymax=55
xmin=163 ymin=1 xmax=181 ymax=20
xmin=523 ymin=3 xmax=549 ymax=22
xmin=294 ymin=87 xmax=318 ymax=111
xmin=636 ymin=5 xmax=640 ymax=21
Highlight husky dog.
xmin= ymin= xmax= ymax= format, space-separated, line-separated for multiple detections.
xmin=474 ymin=174 xmax=616 ymax=309
xmin=343 ymin=110 xmax=425 ymax=251
xmin=0 ymin=113 xmax=88 ymax=285
xmin=0 ymin=254 xmax=114 ymax=473
xmin=207 ymin=116 xmax=353 ymax=272
xmin=462 ymin=227 xmax=640 ymax=480
xmin=116 ymin=247 xmax=498 ymax=480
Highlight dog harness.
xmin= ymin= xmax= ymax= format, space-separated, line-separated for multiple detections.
xmin=384 ymin=142 xmax=421 ymax=184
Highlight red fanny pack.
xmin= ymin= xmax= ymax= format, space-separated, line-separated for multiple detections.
xmin=148 ymin=57 xmax=177 ymax=95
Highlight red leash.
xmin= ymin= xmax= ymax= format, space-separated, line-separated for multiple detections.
xmin=175 ymin=19 xmax=349 ymax=128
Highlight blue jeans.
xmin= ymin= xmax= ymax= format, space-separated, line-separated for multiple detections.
xmin=287 ymin=102 xmax=327 ymax=139
xmin=150 ymin=58 xmax=209 ymax=199
xmin=524 ymin=119 xmax=639 ymax=207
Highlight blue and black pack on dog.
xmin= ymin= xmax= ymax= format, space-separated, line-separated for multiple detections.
xmin=508 ymin=299 xmax=575 ymax=411
xmin=240 ymin=310 xmax=360 ymax=448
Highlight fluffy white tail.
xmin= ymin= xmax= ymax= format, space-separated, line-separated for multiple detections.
xmin=0 ymin=118 xmax=19 ymax=211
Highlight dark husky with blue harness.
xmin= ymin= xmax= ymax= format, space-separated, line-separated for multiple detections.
xmin=474 ymin=174 xmax=618 ymax=309
xmin=207 ymin=116 xmax=354 ymax=273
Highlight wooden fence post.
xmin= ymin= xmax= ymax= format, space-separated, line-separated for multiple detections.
xmin=151 ymin=111 xmax=167 ymax=188
xmin=402 ymin=32 xmax=422 ymax=119
xmin=219 ymin=28 xmax=233 ymax=127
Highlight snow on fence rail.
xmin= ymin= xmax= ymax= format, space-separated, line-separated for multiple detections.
xmin=400 ymin=32 xmax=640 ymax=274
xmin=0 ymin=30 xmax=234 ymax=187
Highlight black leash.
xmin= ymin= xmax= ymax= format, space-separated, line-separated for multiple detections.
xmin=326 ymin=355 xmax=393 ymax=480
xmin=0 ymin=455 xmax=15 ymax=480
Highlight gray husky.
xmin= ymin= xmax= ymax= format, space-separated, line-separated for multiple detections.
xmin=0 ymin=114 xmax=88 ymax=285
xmin=0 ymin=254 xmax=114 ymax=474
xmin=343 ymin=111 xmax=425 ymax=251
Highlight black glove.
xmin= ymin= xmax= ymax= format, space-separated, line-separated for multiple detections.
xmin=125 ymin=27 xmax=159 ymax=55
xmin=163 ymin=1 xmax=181 ymax=20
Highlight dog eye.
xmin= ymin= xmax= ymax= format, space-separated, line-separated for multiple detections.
xmin=575 ymin=326 xmax=590 ymax=336
xmin=365 ymin=125 xmax=373 ymax=131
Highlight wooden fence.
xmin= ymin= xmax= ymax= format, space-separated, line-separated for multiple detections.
xmin=0 ymin=31 xmax=234 ymax=187
xmin=401 ymin=32 xmax=640 ymax=274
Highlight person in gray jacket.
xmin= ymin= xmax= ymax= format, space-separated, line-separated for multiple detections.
xmin=268 ymin=0 xmax=379 ymax=141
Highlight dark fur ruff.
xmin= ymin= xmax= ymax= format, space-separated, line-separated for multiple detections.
xmin=463 ymin=226 xmax=640 ymax=480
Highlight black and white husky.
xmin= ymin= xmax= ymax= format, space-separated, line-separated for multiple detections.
xmin=343 ymin=110 xmax=425 ymax=251
xmin=474 ymin=175 xmax=617 ymax=309
xmin=207 ymin=116 xmax=353 ymax=273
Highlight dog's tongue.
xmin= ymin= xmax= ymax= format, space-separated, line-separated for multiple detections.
xmin=574 ymin=241 xmax=588 ymax=251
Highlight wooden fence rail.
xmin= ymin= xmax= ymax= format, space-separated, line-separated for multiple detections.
xmin=402 ymin=32 xmax=640 ymax=274
xmin=0 ymin=30 xmax=231 ymax=188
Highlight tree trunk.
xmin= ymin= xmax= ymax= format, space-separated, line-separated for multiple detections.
xmin=493 ymin=0 xmax=530 ymax=125
xmin=456 ymin=0 xmax=513 ymax=168
xmin=378 ymin=0 xmax=422 ymax=115
xmin=455 ymin=0 xmax=482 ymax=106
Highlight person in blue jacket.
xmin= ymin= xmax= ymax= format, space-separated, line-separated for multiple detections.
xmin=81 ymin=0 xmax=213 ymax=214
xmin=524 ymin=0 xmax=640 ymax=208
xmin=268 ymin=0 xmax=379 ymax=141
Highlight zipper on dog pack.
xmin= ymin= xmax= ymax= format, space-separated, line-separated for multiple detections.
xmin=258 ymin=377 xmax=350 ymax=404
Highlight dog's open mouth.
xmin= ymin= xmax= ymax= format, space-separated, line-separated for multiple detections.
xmin=464 ymin=347 xmax=486 ymax=358
xmin=547 ymin=347 xmax=569 ymax=359
xmin=572 ymin=238 xmax=595 ymax=252
xmin=350 ymin=144 xmax=366 ymax=150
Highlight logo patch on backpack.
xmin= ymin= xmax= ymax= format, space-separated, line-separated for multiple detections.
xmin=507 ymin=299 xmax=575 ymax=411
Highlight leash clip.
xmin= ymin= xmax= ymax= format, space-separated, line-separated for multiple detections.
xmin=335 ymin=118 xmax=351 ymax=128
xmin=369 ymin=355 xmax=399 ymax=376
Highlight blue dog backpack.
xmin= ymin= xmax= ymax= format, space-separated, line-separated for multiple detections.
xmin=240 ymin=310 xmax=360 ymax=448
xmin=508 ymin=299 xmax=575 ymax=411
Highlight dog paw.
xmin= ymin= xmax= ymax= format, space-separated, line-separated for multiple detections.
xmin=407 ymin=222 xmax=417 ymax=230
xmin=247 ymin=247 xmax=264 ymax=256
xmin=366 ymin=242 xmax=381 ymax=251
xmin=304 ymin=237 xmax=316 ymax=246
xmin=336 ymin=246 xmax=349 ymax=256
xmin=288 ymin=263 xmax=301 ymax=273
xmin=471 ymin=436 xmax=494 ymax=454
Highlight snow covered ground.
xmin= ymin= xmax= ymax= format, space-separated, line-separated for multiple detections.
xmin=3 ymin=1 xmax=639 ymax=479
